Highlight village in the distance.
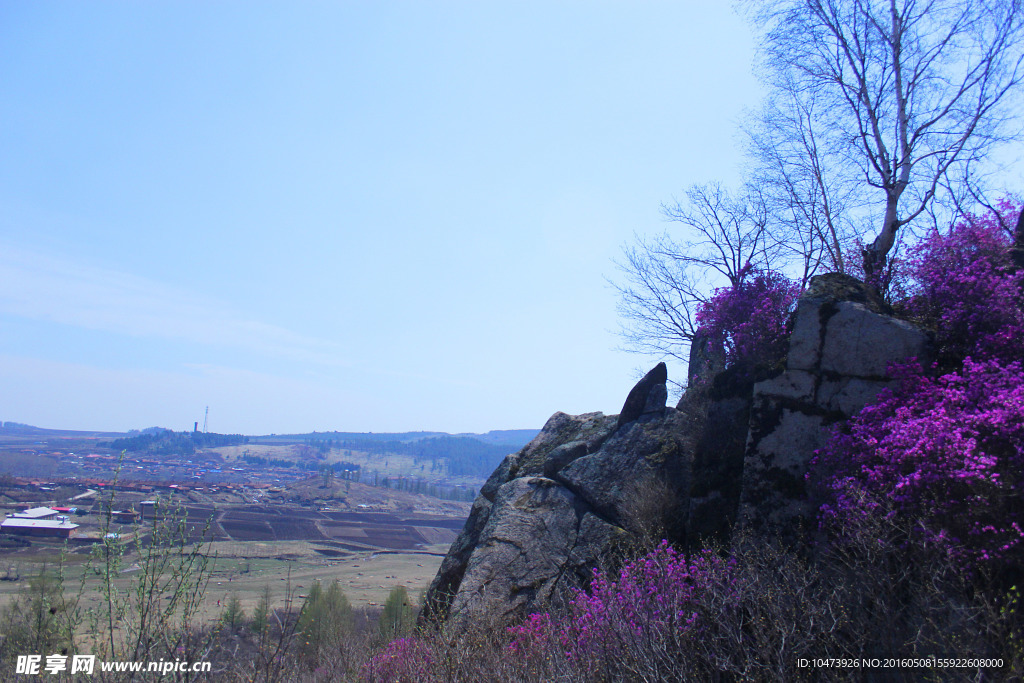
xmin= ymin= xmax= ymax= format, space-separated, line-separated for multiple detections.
xmin=0 ymin=419 xmax=536 ymax=615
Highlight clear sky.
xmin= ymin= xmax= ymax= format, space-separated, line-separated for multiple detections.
xmin=0 ymin=2 xmax=763 ymax=435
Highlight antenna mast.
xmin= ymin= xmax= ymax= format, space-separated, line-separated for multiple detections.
xmin=203 ymin=406 xmax=209 ymax=433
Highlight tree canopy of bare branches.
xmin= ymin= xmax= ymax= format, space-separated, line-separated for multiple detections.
xmin=615 ymin=0 xmax=1024 ymax=368
xmin=748 ymin=0 xmax=1024 ymax=275
xmin=612 ymin=184 xmax=775 ymax=365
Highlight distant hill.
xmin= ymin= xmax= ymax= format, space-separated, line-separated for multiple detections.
xmin=460 ymin=429 xmax=540 ymax=448
xmin=251 ymin=429 xmax=540 ymax=450
xmin=0 ymin=421 xmax=125 ymax=438
xmin=250 ymin=430 xmax=541 ymax=479
xmin=106 ymin=430 xmax=248 ymax=456
xmin=251 ymin=431 xmax=448 ymax=444
xmin=3 ymin=422 xmax=541 ymax=454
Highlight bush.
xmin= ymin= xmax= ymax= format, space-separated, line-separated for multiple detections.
xmin=0 ymin=567 xmax=72 ymax=659
xmin=811 ymin=357 xmax=1024 ymax=572
xmin=811 ymin=202 xmax=1024 ymax=575
xmin=905 ymin=200 xmax=1024 ymax=365
xmin=694 ymin=264 xmax=799 ymax=371
xmin=363 ymin=636 xmax=433 ymax=683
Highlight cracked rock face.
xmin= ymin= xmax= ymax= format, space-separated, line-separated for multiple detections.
xmin=740 ymin=273 xmax=931 ymax=537
xmin=444 ymin=476 xmax=622 ymax=625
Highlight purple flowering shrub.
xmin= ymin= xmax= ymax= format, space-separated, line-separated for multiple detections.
xmin=905 ymin=200 xmax=1024 ymax=364
xmin=507 ymin=541 xmax=741 ymax=677
xmin=811 ymin=358 xmax=1024 ymax=568
xmin=812 ymin=202 xmax=1024 ymax=573
xmin=567 ymin=543 xmax=735 ymax=661
xmin=695 ymin=264 xmax=800 ymax=370
xmin=362 ymin=637 xmax=432 ymax=683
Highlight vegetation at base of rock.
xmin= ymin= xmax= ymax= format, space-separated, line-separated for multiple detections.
xmin=811 ymin=201 xmax=1024 ymax=575
xmin=812 ymin=357 xmax=1024 ymax=569
xmin=367 ymin=523 xmax=1019 ymax=681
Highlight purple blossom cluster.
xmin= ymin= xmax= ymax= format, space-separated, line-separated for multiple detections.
xmin=695 ymin=263 xmax=800 ymax=369
xmin=507 ymin=541 xmax=738 ymax=665
xmin=362 ymin=636 xmax=432 ymax=683
xmin=905 ymin=200 xmax=1024 ymax=363
xmin=812 ymin=358 xmax=1024 ymax=567
xmin=813 ymin=200 xmax=1024 ymax=571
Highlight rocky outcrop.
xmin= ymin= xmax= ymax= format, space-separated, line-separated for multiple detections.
xmin=617 ymin=361 xmax=668 ymax=428
xmin=740 ymin=273 xmax=931 ymax=536
xmin=423 ymin=273 xmax=932 ymax=627
xmin=420 ymin=376 xmax=682 ymax=626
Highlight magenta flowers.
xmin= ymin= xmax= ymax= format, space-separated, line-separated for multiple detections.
xmin=813 ymin=201 xmax=1024 ymax=571
xmin=695 ymin=264 xmax=800 ymax=370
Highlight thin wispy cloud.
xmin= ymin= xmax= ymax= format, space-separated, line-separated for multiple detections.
xmin=0 ymin=242 xmax=350 ymax=367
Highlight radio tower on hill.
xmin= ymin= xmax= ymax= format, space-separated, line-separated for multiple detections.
xmin=203 ymin=406 xmax=208 ymax=434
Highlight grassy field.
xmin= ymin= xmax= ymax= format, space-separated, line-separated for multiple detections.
xmin=0 ymin=469 xmax=468 ymax=640
xmin=0 ymin=537 xmax=449 ymax=635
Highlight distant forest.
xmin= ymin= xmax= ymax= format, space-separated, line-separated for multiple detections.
xmin=331 ymin=435 xmax=514 ymax=478
xmin=106 ymin=430 xmax=248 ymax=456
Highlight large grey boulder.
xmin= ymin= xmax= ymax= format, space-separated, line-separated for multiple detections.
xmin=617 ymin=362 xmax=668 ymax=428
xmin=420 ymin=408 xmax=622 ymax=625
xmin=740 ymin=273 xmax=931 ymax=537
xmin=557 ymin=408 xmax=689 ymax=533
xmin=421 ymin=365 xmax=686 ymax=626
xmin=419 ymin=496 xmax=493 ymax=624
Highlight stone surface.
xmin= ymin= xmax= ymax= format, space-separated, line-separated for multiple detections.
xmin=821 ymin=302 xmax=928 ymax=377
xmin=513 ymin=411 xmax=617 ymax=478
xmin=542 ymin=441 xmax=589 ymax=478
xmin=420 ymin=495 xmax=494 ymax=624
xmin=443 ymin=476 xmax=627 ymax=626
xmin=686 ymin=394 xmax=752 ymax=544
xmin=1011 ymin=210 xmax=1024 ymax=269
xmin=617 ymin=362 xmax=668 ymax=428
xmin=420 ymin=408 xmax=621 ymax=625
xmin=686 ymin=330 xmax=726 ymax=389
xmin=817 ymin=377 xmax=897 ymax=415
xmin=642 ymin=382 xmax=668 ymax=416
xmin=740 ymin=273 xmax=931 ymax=538
xmin=557 ymin=409 xmax=689 ymax=529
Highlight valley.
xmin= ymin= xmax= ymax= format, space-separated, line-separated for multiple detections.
xmin=0 ymin=422 xmax=534 ymax=621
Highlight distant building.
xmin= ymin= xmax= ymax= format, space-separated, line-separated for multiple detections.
xmin=0 ymin=518 xmax=78 ymax=538
xmin=11 ymin=507 xmax=58 ymax=520
xmin=110 ymin=510 xmax=140 ymax=524
xmin=139 ymin=501 xmax=157 ymax=520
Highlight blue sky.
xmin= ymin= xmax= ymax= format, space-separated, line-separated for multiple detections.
xmin=0 ymin=2 xmax=762 ymax=435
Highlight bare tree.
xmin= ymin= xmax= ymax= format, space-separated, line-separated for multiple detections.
xmin=747 ymin=0 xmax=1024 ymax=276
xmin=746 ymin=78 xmax=861 ymax=279
xmin=612 ymin=183 xmax=775 ymax=365
xmin=614 ymin=0 xmax=1024 ymax=367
